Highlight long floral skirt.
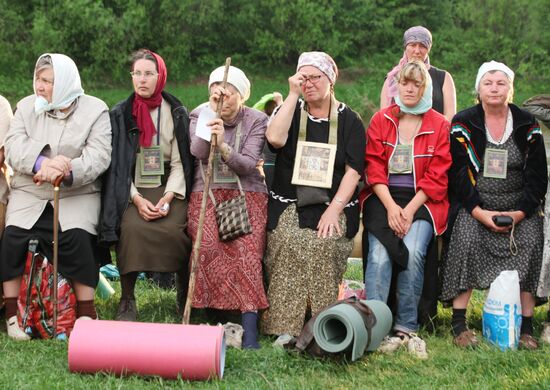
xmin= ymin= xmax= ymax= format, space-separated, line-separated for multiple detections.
xmin=187 ymin=189 xmax=269 ymax=312
xmin=261 ymin=204 xmax=353 ymax=336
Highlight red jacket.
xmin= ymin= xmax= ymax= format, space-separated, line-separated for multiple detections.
xmin=359 ymin=105 xmax=451 ymax=235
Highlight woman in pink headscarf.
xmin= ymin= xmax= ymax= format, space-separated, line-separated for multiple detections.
xmin=262 ymin=52 xmax=366 ymax=338
xmin=100 ymin=49 xmax=194 ymax=322
xmin=381 ymin=26 xmax=456 ymax=122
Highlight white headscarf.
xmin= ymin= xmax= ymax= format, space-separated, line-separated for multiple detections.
xmin=475 ymin=60 xmax=515 ymax=92
xmin=208 ymin=65 xmax=251 ymax=102
xmin=33 ymin=53 xmax=84 ymax=115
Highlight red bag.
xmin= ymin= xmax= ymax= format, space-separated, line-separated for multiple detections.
xmin=17 ymin=239 xmax=77 ymax=339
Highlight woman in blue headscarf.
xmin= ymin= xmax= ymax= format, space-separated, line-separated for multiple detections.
xmin=362 ymin=60 xmax=451 ymax=358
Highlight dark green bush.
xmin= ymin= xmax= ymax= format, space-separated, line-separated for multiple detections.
xmin=0 ymin=0 xmax=548 ymax=104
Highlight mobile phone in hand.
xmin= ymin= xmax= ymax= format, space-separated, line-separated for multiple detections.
xmin=492 ymin=215 xmax=513 ymax=227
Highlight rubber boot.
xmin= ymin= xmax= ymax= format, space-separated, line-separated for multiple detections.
xmin=242 ymin=312 xmax=260 ymax=349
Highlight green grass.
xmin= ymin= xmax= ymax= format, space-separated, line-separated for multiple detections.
xmin=1 ymin=262 xmax=550 ymax=389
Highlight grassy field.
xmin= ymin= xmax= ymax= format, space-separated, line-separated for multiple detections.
xmin=1 ymin=262 xmax=549 ymax=389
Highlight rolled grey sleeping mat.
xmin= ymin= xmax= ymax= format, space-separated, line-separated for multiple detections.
xmin=313 ymin=299 xmax=392 ymax=361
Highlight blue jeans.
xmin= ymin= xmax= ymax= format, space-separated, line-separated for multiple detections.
xmin=365 ymin=220 xmax=433 ymax=333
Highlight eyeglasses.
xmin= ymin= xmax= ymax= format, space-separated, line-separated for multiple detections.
xmin=303 ymin=74 xmax=323 ymax=85
xmin=130 ymin=71 xmax=158 ymax=79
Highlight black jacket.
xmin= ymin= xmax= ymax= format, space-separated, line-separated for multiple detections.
xmin=449 ymin=103 xmax=547 ymax=217
xmin=98 ymin=91 xmax=194 ymax=246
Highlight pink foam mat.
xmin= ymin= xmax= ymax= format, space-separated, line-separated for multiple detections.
xmin=68 ymin=319 xmax=225 ymax=380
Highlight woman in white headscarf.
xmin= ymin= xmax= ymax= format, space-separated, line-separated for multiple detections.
xmin=188 ymin=65 xmax=269 ymax=348
xmin=1 ymin=53 xmax=112 ymax=340
xmin=441 ymin=61 xmax=547 ymax=350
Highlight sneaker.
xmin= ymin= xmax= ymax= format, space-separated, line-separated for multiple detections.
xmin=273 ymin=333 xmax=293 ymax=348
xmin=6 ymin=315 xmax=30 ymax=341
xmin=378 ymin=334 xmax=409 ymax=354
xmin=540 ymin=322 xmax=550 ymax=344
xmin=407 ymin=334 xmax=428 ymax=359
xmin=115 ymin=298 xmax=137 ymax=321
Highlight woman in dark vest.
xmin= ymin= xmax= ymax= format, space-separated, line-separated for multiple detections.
xmin=380 ymin=26 xmax=456 ymax=121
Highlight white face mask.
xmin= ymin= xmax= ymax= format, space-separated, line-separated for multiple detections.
xmin=34 ymin=95 xmax=53 ymax=114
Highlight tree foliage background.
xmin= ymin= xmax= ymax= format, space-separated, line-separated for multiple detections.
xmin=0 ymin=0 xmax=548 ymax=101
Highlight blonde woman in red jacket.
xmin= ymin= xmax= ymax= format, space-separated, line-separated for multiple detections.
xmin=360 ymin=61 xmax=451 ymax=359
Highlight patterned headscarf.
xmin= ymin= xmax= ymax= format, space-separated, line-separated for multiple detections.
xmin=384 ymin=26 xmax=433 ymax=107
xmin=403 ymin=26 xmax=432 ymax=51
xmin=297 ymin=51 xmax=338 ymax=84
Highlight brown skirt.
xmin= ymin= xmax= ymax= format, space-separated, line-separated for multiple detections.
xmin=116 ymin=186 xmax=192 ymax=275
xmin=261 ymin=204 xmax=353 ymax=336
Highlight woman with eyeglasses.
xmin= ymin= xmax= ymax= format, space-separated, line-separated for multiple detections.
xmin=1 ymin=53 xmax=112 ymax=339
xmin=262 ymin=52 xmax=365 ymax=340
xmin=100 ymin=49 xmax=194 ymax=322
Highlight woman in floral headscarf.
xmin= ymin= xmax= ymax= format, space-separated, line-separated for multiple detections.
xmin=1 ymin=53 xmax=112 ymax=340
xmin=381 ymin=26 xmax=456 ymax=121
xmin=262 ymin=51 xmax=366 ymax=339
xmin=100 ymin=49 xmax=194 ymax=322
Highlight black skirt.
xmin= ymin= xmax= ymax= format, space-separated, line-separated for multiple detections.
xmin=0 ymin=203 xmax=110 ymax=287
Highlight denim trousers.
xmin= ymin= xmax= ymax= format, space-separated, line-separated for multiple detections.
xmin=365 ymin=219 xmax=433 ymax=333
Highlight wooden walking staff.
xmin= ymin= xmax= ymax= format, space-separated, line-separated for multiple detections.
xmin=183 ymin=57 xmax=231 ymax=324
xmin=52 ymin=175 xmax=64 ymax=338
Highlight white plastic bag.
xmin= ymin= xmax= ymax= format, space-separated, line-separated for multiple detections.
xmin=482 ymin=270 xmax=522 ymax=350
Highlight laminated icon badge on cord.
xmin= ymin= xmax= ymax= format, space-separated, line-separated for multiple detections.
xmin=292 ymin=98 xmax=339 ymax=207
xmin=135 ymin=107 xmax=164 ymax=187
xmin=389 ymin=143 xmax=413 ymax=174
xmin=483 ymin=148 xmax=507 ymax=179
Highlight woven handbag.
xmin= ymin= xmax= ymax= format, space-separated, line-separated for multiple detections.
xmin=213 ymin=187 xmax=252 ymax=241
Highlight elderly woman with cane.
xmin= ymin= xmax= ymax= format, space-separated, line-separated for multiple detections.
xmin=187 ymin=65 xmax=269 ymax=349
xmin=1 ymin=53 xmax=112 ymax=340
xmin=262 ymin=52 xmax=365 ymax=340
xmin=100 ymin=49 xmax=194 ymax=321
xmin=441 ymin=61 xmax=547 ymax=349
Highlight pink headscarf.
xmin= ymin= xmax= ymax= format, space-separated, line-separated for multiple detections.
xmin=297 ymin=51 xmax=339 ymax=84
xmin=131 ymin=50 xmax=167 ymax=147
xmin=384 ymin=26 xmax=432 ymax=106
